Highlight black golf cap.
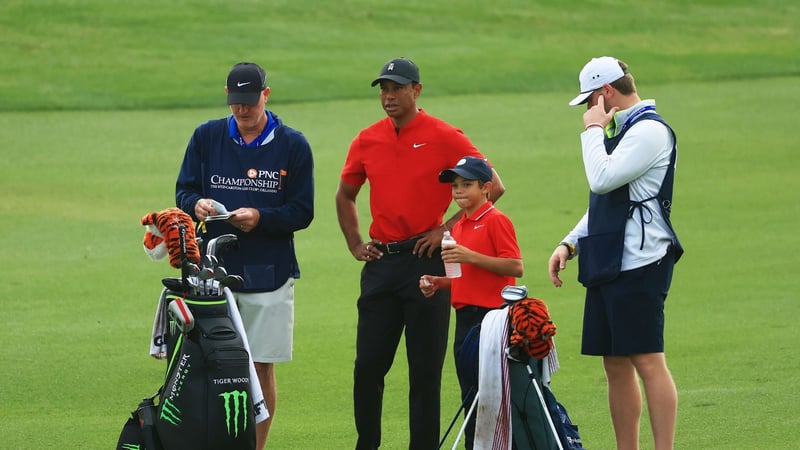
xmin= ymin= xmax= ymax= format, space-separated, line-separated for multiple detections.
xmin=439 ymin=156 xmax=493 ymax=183
xmin=371 ymin=57 xmax=420 ymax=87
xmin=226 ymin=62 xmax=267 ymax=105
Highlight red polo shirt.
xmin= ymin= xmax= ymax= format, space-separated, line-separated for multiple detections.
xmin=340 ymin=109 xmax=484 ymax=243
xmin=450 ymin=201 xmax=521 ymax=310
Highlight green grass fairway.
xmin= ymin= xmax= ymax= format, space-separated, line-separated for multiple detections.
xmin=1 ymin=0 xmax=798 ymax=448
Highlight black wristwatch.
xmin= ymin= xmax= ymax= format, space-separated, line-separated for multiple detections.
xmin=560 ymin=241 xmax=575 ymax=259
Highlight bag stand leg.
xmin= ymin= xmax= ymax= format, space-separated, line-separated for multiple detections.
xmin=525 ymin=364 xmax=564 ymax=450
xmin=451 ymin=391 xmax=480 ymax=450
xmin=439 ymin=386 xmax=476 ymax=450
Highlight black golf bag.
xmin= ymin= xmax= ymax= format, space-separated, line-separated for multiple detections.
xmin=117 ymin=290 xmax=256 ymax=450
xmin=157 ymin=292 xmax=256 ymax=450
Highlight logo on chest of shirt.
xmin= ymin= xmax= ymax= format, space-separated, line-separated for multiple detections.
xmin=211 ymin=168 xmax=287 ymax=193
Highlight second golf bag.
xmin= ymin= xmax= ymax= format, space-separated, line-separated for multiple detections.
xmin=155 ymin=292 xmax=256 ymax=450
xmin=447 ymin=286 xmax=583 ymax=450
xmin=506 ymin=293 xmax=584 ymax=450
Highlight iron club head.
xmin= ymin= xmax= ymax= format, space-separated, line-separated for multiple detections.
xmin=501 ymin=285 xmax=528 ymax=304
xmin=219 ymin=274 xmax=244 ymax=291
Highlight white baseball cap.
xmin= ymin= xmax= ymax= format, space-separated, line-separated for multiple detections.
xmin=568 ymin=56 xmax=626 ymax=106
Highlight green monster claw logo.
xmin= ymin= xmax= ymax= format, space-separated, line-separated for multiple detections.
xmin=219 ymin=390 xmax=249 ymax=437
xmin=160 ymin=353 xmax=190 ymax=427
xmin=120 ymin=444 xmax=140 ymax=450
xmin=160 ymin=398 xmax=182 ymax=426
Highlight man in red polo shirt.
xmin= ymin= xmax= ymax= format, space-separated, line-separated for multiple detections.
xmin=335 ymin=57 xmax=506 ymax=450
xmin=420 ymin=156 xmax=522 ymax=450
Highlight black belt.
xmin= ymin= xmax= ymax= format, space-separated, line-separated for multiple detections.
xmin=375 ymin=237 xmax=421 ymax=255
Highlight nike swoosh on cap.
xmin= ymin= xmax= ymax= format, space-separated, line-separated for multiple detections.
xmin=412 ymin=143 xmax=426 ymax=148
xmin=237 ymin=81 xmax=251 ymax=87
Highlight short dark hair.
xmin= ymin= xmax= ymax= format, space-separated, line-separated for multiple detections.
xmin=610 ymin=60 xmax=636 ymax=95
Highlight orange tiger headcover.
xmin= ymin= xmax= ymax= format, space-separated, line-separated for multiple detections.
xmin=141 ymin=207 xmax=201 ymax=269
xmin=509 ymin=297 xmax=557 ymax=360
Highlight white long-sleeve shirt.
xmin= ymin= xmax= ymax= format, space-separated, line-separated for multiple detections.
xmin=563 ymin=100 xmax=677 ymax=271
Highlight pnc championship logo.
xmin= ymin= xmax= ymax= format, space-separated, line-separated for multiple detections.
xmin=210 ymin=168 xmax=286 ymax=193
xmin=219 ymin=390 xmax=250 ymax=437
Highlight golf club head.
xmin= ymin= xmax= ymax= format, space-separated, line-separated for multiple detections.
xmin=181 ymin=261 xmax=200 ymax=276
xmin=213 ymin=266 xmax=228 ymax=281
xmin=198 ymin=266 xmax=214 ymax=279
xmin=202 ymin=254 xmax=218 ymax=270
xmin=219 ymin=274 xmax=244 ymax=291
xmin=162 ymin=277 xmax=184 ymax=292
xmin=501 ymin=285 xmax=528 ymax=304
xmin=206 ymin=233 xmax=239 ymax=261
xmin=505 ymin=345 xmax=531 ymax=364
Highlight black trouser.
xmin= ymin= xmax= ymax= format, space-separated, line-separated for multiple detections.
xmin=354 ymin=249 xmax=450 ymax=450
xmin=453 ymin=306 xmax=492 ymax=450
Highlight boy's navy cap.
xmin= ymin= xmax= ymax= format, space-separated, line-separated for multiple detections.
xmin=439 ymin=156 xmax=492 ymax=183
xmin=227 ymin=62 xmax=267 ymax=105
xmin=371 ymin=57 xmax=420 ymax=87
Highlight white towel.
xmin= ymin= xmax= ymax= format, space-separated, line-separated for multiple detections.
xmin=543 ymin=339 xmax=560 ymax=384
xmin=150 ymin=289 xmax=169 ymax=359
xmin=148 ymin=287 xmax=268 ymax=423
xmin=474 ymin=309 xmax=512 ymax=450
xmin=222 ymin=287 xmax=269 ymax=423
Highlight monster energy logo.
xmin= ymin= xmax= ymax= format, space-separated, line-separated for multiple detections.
xmin=120 ymin=444 xmax=140 ymax=450
xmin=160 ymin=398 xmax=182 ymax=426
xmin=219 ymin=390 xmax=249 ymax=437
xmin=169 ymin=318 xmax=177 ymax=336
xmin=159 ymin=352 xmax=190 ymax=429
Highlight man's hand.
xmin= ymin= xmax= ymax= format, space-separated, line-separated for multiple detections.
xmin=195 ymin=198 xmax=217 ymax=221
xmin=548 ymin=245 xmax=571 ymax=288
xmin=414 ymin=226 xmax=447 ymax=258
xmin=351 ymin=240 xmax=383 ymax=262
xmin=583 ymin=95 xmax=618 ymax=129
xmin=229 ymin=207 xmax=259 ymax=233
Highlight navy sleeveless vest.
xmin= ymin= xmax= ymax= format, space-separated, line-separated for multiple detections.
xmin=577 ymin=113 xmax=683 ymax=288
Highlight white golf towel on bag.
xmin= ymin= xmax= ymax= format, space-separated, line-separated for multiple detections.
xmin=473 ymin=308 xmax=512 ymax=450
xmin=150 ymin=288 xmax=269 ymax=423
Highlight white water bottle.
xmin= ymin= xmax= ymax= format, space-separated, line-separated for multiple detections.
xmin=441 ymin=231 xmax=462 ymax=278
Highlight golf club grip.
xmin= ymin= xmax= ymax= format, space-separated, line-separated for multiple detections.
xmin=179 ymin=224 xmax=189 ymax=291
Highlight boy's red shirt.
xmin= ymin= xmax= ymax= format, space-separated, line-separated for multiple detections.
xmin=450 ymin=201 xmax=521 ymax=309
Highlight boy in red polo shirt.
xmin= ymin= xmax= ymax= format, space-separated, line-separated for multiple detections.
xmin=420 ymin=156 xmax=523 ymax=450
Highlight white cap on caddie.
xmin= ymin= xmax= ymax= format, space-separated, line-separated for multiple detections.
xmin=568 ymin=56 xmax=626 ymax=106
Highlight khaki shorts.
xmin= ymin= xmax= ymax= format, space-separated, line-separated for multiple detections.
xmin=234 ymin=278 xmax=294 ymax=363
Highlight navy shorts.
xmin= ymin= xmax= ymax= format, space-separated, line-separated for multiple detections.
xmin=581 ymin=251 xmax=675 ymax=356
